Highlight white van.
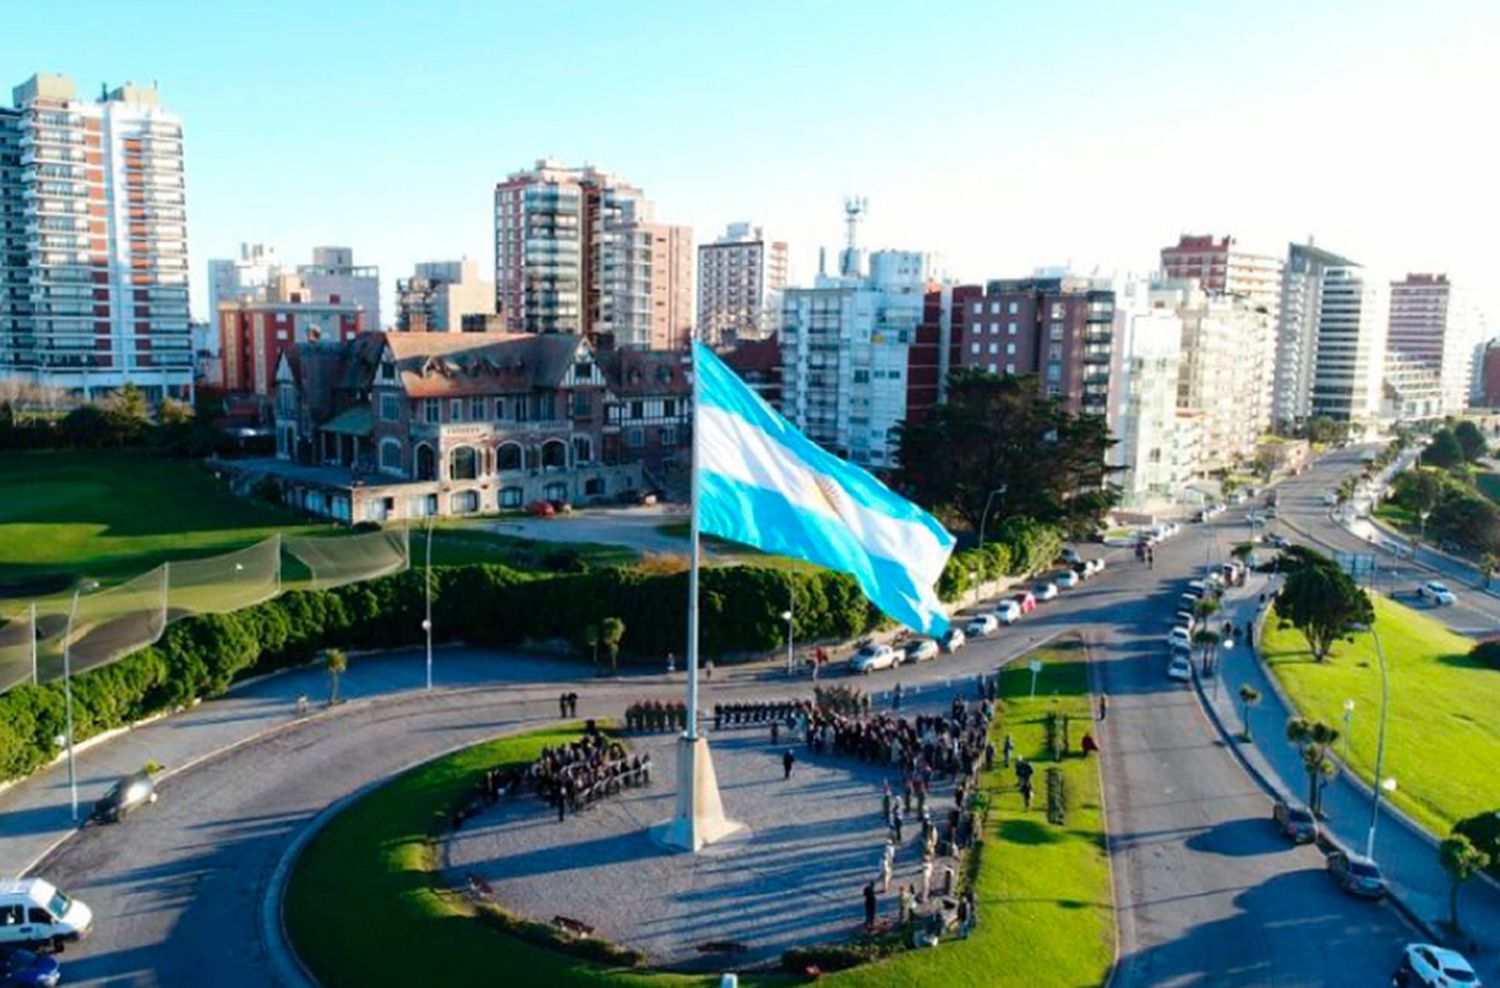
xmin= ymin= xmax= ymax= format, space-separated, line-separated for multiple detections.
xmin=0 ymin=878 xmax=93 ymax=951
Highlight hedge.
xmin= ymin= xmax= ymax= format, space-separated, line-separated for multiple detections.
xmin=938 ymin=516 xmax=1063 ymax=603
xmin=0 ymin=563 xmax=873 ymax=784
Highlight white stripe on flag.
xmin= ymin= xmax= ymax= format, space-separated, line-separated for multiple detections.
xmin=698 ymin=405 xmax=950 ymax=585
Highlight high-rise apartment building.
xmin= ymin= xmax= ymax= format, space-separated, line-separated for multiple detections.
xmin=0 ymin=74 xmax=191 ymax=401
xmin=1110 ymin=285 xmax=1190 ymax=506
xmin=697 ymin=222 xmax=788 ymax=346
xmin=948 ymin=276 xmax=1114 ymax=418
xmin=1387 ymin=273 xmax=1486 ymax=414
xmin=296 ymin=246 xmax=380 ymax=332
xmin=780 ymin=246 xmax=932 ymax=466
xmin=1273 ymin=242 xmax=1356 ymax=429
xmin=207 ymin=243 xmax=279 ymax=330
xmin=493 ymin=159 xmax=692 ymax=349
xmin=1309 ymin=265 xmax=1388 ymax=426
xmin=1169 ymin=281 xmax=1276 ymax=470
xmin=396 ymin=259 xmax=496 ymax=332
xmin=1160 ymin=234 xmax=1283 ymax=311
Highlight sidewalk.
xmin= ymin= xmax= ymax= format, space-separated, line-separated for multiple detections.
xmin=1198 ymin=573 xmax=1500 ymax=979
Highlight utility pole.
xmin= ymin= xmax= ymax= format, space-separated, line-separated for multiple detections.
xmin=424 ymin=513 xmax=435 ymax=690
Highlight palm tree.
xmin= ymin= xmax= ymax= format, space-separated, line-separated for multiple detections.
xmin=1478 ymin=552 xmax=1497 ymax=590
xmin=600 ymin=617 xmax=625 ymax=676
xmin=1286 ymin=717 xmax=1340 ymax=816
xmin=1193 ymin=629 xmax=1221 ymax=675
xmin=323 ymin=648 xmax=348 ymax=706
xmin=1237 ymin=684 xmax=1261 ymax=741
xmin=1439 ymin=833 xmax=1490 ymax=933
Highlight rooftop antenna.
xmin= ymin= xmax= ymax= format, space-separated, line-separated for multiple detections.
xmin=840 ymin=196 xmax=867 ymax=278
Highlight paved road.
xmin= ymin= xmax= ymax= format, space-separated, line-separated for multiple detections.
xmin=2 ymin=514 xmax=1422 ymax=986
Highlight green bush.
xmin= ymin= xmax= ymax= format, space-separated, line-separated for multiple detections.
xmin=938 ymin=516 xmax=1061 ymax=602
xmin=1045 ymin=767 xmax=1069 ymax=826
xmin=1454 ymin=809 xmax=1500 ymax=881
xmin=1472 ymin=640 xmax=1500 ymax=672
xmin=781 ymin=941 xmax=885 ymax=974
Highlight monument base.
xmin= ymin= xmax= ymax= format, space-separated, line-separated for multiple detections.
xmin=651 ymin=734 xmax=743 ymax=853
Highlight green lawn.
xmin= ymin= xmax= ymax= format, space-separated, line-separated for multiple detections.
xmin=284 ymin=725 xmax=770 ymax=988
xmin=827 ymin=637 xmax=1113 ymax=987
xmin=1262 ymin=595 xmax=1500 ymax=835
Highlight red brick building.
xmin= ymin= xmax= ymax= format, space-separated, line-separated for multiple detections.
xmin=220 ymin=298 xmax=362 ymax=395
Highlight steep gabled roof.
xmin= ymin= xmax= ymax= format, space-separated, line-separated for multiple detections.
xmin=598 ymin=347 xmax=691 ymax=397
xmin=380 ymin=331 xmax=587 ymax=397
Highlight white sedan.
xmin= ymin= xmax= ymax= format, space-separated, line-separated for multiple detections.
xmin=1395 ymin=943 xmax=1481 ymax=987
xmin=1033 ymin=582 xmax=1059 ymax=602
xmin=965 ymin=614 xmax=1000 ymax=638
xmin=994 ymin=600 xmax=1023 ymax=625
xmin=1054 ymin=570 xmax=1080 ymax=590
xmin=1418 ymin=581 xmax=1456 ymax=606
xmin=1168 ymin=626 xmax=1193 ymax=649
xmin=848 ymin=643 xmax=899 ymax=674
xmin=1167 ymin=653 xmax=1193 ymax=682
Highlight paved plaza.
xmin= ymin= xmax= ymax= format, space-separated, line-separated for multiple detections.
xmin=443 ymin=699 xmax=965 ymax=971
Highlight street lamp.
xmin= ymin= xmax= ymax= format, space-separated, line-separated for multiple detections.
xmin=63 ymin=579 xmax=101 ymax=821
xmin=976 ymin=486 xmax=1007 ymax=548
xmin=1342 ymin=698 xmax=1355 ymax=762
xmin=1353 ymin=622 xmax=1391 ymax=860
xmin=424 ymin=513 xmax=435 ymax=690
xmin=781 ymin=608 xmax=794 ymax=676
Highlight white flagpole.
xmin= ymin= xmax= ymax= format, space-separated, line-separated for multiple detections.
xmin=686 ymin=344 xmax=701 ymax=741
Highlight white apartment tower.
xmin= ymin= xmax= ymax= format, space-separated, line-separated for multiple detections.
xmin=1110 ymin=285 xmax=1189 ymax=506
xmin=296 ymin=246 xmax=380 ymax=332
xmin=1387 ymin=274 xmax=1486 ymax=415
xmin=0 ymin=74 xmax=192 ymax=401
xmin=697 ymin=222 xmax=789 ymax=346
xmin=1170 ymin=281 xmax=1276 ymax=470
xmin=1310 ymin=265 xmax=1389 ymax=427
xmin=1273 ymin=242 xmax=1357 ymax=429
xmin=493 ymin=159 xmax=692 ymax=348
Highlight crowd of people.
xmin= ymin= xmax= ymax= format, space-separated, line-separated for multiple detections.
xmin=525 ymin=732 xmax=651 ymax=820
xmin=713 ymin=698 xmax=809 ymax=730
xmin=623 ymin=700 xmax=688 ymax=733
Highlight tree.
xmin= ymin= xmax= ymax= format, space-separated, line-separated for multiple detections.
xmin=893 ymin=370 xmax=1120 ymax=537
xmin=1278 ymin=563 xmax=1374 ymax=662
xmin=600 ymin=617 xmax=625 ymax=675
xmin=323 ymin=647 xmax=348 ymax=705
xmin=1453 ymin=420 xmax=1487 ymax=463
xmin=1423 ymin=428 xmax=1464 ymax=470
xmin=1439 ymin=832 xmax=1490 ymax=933
xmin=105 ymin=384 xmax=150 ymax=446
xmin=1395 ymin=468 xmax=1446 ymax=536
xmin=1237 ymin=684 xmax=1261 ymax=741
xmin=1479 ymin=552 xmax=1498 ymax=590
xmin=582 ymin=623 xmax=600 ymax=670
xmin=1193 ymin=629 xmax=1222 ymax=675
xmin=1286 ymin=717 xmax=1340 ymax=816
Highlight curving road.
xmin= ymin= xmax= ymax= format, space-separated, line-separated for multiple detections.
xmin=3 ymin=493 xmax=1429 ymax=987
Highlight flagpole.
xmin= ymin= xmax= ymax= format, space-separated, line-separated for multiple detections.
xmin=686 ymin=343 xmax=701 ymax=742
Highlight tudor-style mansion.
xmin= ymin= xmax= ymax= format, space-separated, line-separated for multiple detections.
xmin=248 ymin=331 xmax=690 ymax=523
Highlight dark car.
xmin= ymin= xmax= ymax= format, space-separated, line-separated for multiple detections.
xmin=91 ymin=769 xmax=157 ymax=823
xmin=0 ymin=950 xmax=61 ymax=988
xmin=1272 ymin=798 xmax=1318 ymax=843
xmin=1326 ymin=848 xmax=1387 ymax=898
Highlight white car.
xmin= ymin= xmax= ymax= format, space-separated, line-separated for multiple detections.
xmin=965 ymin=614 xmax=1000 ymax=638
xmin=994 ymin=600 xmax=1023 ymax=625
xmin=1167 ymin=653 xmax=1193 ymax=682
xmin=1054 ymin=570 xmax=1080 ymax=590
xmin=1033 ymin=582 xmax=1059 ymax=602
xmin=1059 ymin=547 xmax=1083 ymax=565
xmin=1395 ymin=943 xmax=1481 ymax=987
xmin=940 ymin=627 xmax=966 ymax=653
xmin=0 ymin=878 xmax=93 ymax=951
xmin=1168 ymin=626 xmax=1193 ymax=649
xmin=1246 ymin=512 xmax=1267 ymax=525
xmin=1323 ymin=491 xmax=1339 ymax=506
xmin=903 ymin=638 xmax=940 ymax=663
xmin=1418 ymin=581 xmax=1456 ymax=606
xmin=849 ymin=643 xmax=900 ymax=674
xmin=1085 ymin=557 xmax=1105 ymax=575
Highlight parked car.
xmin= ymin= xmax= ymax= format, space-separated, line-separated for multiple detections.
xmin=1059 ymin=547 xmax=1083 ymax=565
xmin=1325 ymin=848 xmax=1387 ymax=899
xmin=1394 ymin=943 xmax=1481 ymax=987
xmin=903 ymin=638 xmax=939 ymax=663
xmin=1418 ymin=581 xmax=1456 ymax=606
xmin=0 ymin=879 xmax=92 ymax=952
xmin=1263 ymin=506 xmax=1279 ymax=519
xmin=1054 ymin=570 xmax=1079 ymax=590
xmin=1175 ymin=610 xmax=1197 ymax=632
xmin=1033 ymin=582 xmax=1059 ymax=602
xmin=0 ymin=950 xmax=60 ymax=988
xmin=1246 ymin=511 xmax=1267 ymax=525
xmin=1167 ymin=652 xmax=1193 ymax=682
xmin=940 ymin=627 xmax=966 ymax=653
xmin=1167 ymin=627 xmax=1192 ymax=649
xmin=1085 ymin=557 xmax=1105 ymax=575
xmin=1184 ymin=580 xmax=1208 ymax=599
xmin=848 ymin=643 xmax=900 ymax=674
xmin=1012 ymin=591 xmax=1037 ymax=614
xmin=91 ymin=769 xmax=157 ymax=824
xmin=994 ymin=600 xmax=1022 ymax=625
xmin=965 ymin=614 xmax=1000 ymax=638
xmin=1271 ymin=799 xmax=1319 ymax=843
xmin=1323 ymin=491 xmax=1339 ymax=506
xmin=1264 ymin=533 xmax=1291 ymax=549
xmin=524 ymin=500 xmax=556 ymax=518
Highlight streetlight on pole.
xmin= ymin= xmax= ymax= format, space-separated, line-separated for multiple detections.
xmin=976 ymin=486 xmax=1007 ymax=548
xmin=1342 ymin=698 xmax=1355 ymax=762
xmin=781 ymin=608 xmax=794 ymax=676
xmin=423 ymin=513 xmax=435 ymax=690
xmin=63 ymin=579 xmax=100 ymax=822
xmin=1365 ymin=623 xmax=1391 ymax=860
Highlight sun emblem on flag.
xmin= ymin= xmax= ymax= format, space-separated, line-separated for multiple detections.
xmin=811 ymin=471 xmax=853 ymax=526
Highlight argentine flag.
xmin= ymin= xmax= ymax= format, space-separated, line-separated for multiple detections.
xmin=693 ymin=342 xmax=955 ymax=636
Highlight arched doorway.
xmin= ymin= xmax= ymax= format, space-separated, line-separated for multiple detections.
xmin=414 ymin=443 xmax=436 ymax=481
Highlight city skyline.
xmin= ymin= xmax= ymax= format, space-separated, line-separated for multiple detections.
xmin=5 ymin=0 xmax=1497 ymax=324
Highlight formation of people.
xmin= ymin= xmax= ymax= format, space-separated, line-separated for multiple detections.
xmin=623 ymin=699 xmax=688 ymax=733
xmin=525 ymin=731 xmax=651 ymax=820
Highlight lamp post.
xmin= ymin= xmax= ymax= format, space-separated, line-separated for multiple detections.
xmin=424 ymin=513 xmax=435 ymax=690
xmin=63 ymin=579 xmax=100 ymax=821
xmin=1342 ymin=698 xmax=1355 ymax=763
xmin=976 ymin=486 xmax=1007 ymax=548
xmin=781 ymin=608 xmax=794 ymax=676
xmin=1364 ymin=623 xmax=1391 ymax=860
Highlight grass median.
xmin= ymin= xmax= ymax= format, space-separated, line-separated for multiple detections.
xmin=826 ymin=636 xmax=1114 ymax=987
xmin=1262 ymin=594 xmax=1500 ymax=835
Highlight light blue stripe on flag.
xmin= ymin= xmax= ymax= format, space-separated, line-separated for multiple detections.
xmin=693 ymin=342 xmax=955 ymax=636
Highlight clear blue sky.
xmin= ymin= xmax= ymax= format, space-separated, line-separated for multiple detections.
xmin=6 ymin=0 xmax=1497 ymax=322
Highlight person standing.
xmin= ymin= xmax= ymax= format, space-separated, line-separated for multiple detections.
xmin=782 ymin=748 xmax=796 ymax=780
xmin=864 ymin=881 xmax=877 ymax=928
xmin=558 ymin=693 xmax=569 ymax=719
xmin=771 ymin=720 xmax=780 ymax=745
xmin=666 ymin=652 xmax=675 ymax=675
xmin=920 ymin=859 xmax=933 ymax=903
xmin=882 ymin=780 xmax=893 ymax=822
xmin=881 ymin=848 xmax=893 ymax=893
xmin=1098 ymin=693 xmax=1108 ymax=722
xmin=893 ymin=681 xmax=903 ymax=711
xmin=705 ymin=658 xmax=714 ymax=680
xmin=1002 ymin=733 xmax=1014 ymax=768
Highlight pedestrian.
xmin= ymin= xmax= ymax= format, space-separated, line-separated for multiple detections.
xmin=893 ymin=681 xmax=903 ymax=711
xmin=893 ymin=806 xmax=904 ymax=842
xmin=1098 ymin=694 xmax=1108 ymax=722
xmin=568 ymin=692 xmax=578 ymax=717
xmin=863 ymin=881 xmax=877 ymax=928
xmin=782 ymin=748 xmax=796 ymax=780
xmin=881 ymin=851 xmax=893 ymax=893
xmin=771 ymin=720 xmax=780 ymax=745
xmin=666 ymin=652 xmax=675 ymax=675
xmin=882 ymin=780 xmax=892 ymax=821
xmin=984 ymin=739 xmax=996 ymax=771
xmin=920 ymin=859 xmax=933 ymax=902
xmin=705 ymin=659 xmax=714 ymax=680
xmin=1002 ymin=733 xmax=1014 ymax=768
xmin=558 ymin=692 xmax=569 ymax=719
xmin=899 ymin=885 xmax=914 ymax=925
xmin=1082 ymin=732 xmax=1100 ymax=755
xmin=1020 ymin=777 xmax=1033 ymax=810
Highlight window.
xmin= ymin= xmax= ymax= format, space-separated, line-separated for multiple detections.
xmin=988 ymin=343 xmax=998 ymax=355
xmin=533 ymin=393 xmax=555 ymax=421
xmin=970 ymin=342 xmax=980 ymax=355
xmin=1008 ymin=322 xmax=1018 ymax=335
xmin=514 ymin=397 xmax=528 ymax=422
xmin=449 ymin=446 xmax=479 ymax=480
xmin=470 ymin=397 xmax=486 ymax=421
xmin=1047 ymin=364 xmax=1062 ymax=381
xmin=853 ymin=369 xmax=870 ymax=384
xmin=630 ymin=400 xmax=644 ymax=419
xmin=423 ymin=399 xmax=440 ymax=424
xmin=450 ymin=490 xmax=479 ymax=514
xmin=663 ymin=399 xmax=676 ymax=417
xmin=627 ymin=427 xmax=644 ymax=447
xmin=1051 ymin=303 xmax=1065 ymax=319
xmin=661 ymin=425 xmax=678 ymax=446
xmin=1007 ymin=301 xmax=1018 ymax=315
xmin=572 ymin=392 xmax=591 ymax=417
xmin=496 ymin=442 xmax=522 ymax=471
xmin=380 ymin=394 xmax=400 ymax=422
xmin=541 ymin=439 xmax=567 ymax=469
xmin=583 ymin=478 xmax=604 ymax=497
xmin=989 ymin=301 xmax=1000 ymax=314
xmin=499 ymin=487 xmax=523 ymax=508
xmin=987 ymin=363 xmax=998 ymax=374
xmin=1006 ymin=362 xmax=1017 ymax=375
xmin=1050 ymin=322 xmax=1064 ymax=341
xmin=379 ymin=439 xmax=402 ymax=471
xmin=989 ymin=323 xmax=999 ymax=335
xmin=1049 ymin=344 xmax=1063 ymax=360
xmin=572 ymin=436 xmax=592 ymax=464
xmin=380 ymin=357 xmax=396 ymax=381
xmin=449 ymin=398 xmax=463 ymax=422
xmin=971 ymin=302 xmax=982 ymax=315
xmin=971 ymin=324 xmax=981 ymax=336
xmin=574 ymin=361 xmax=592 ymax=380
xmin=1006 ymin=342 xmax=1016 ymax=355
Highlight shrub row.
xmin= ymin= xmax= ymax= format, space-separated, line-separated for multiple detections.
xmin=938 ymin=516 xmax=1064 ymax=603
xmin=0 ymin=563 xmax=875 ymax=784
